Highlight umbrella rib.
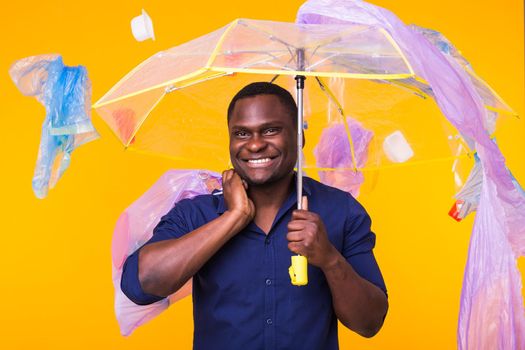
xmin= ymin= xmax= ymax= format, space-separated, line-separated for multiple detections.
xmin=322 ymin=55 xmax=413 ymax=79
xmin=239 ymin=20 xmax=298 ymax=51
xmin=231 ymin=51 xmax=296 ymax=71
xmin=377 ymin=79 xmax=430 ymax=99
xmin=378 ymin=27 xmax=415 ymax=75
xmin=311 ymin=52 xmax=429 ymax=98
xmin=223 ymin=49 xmax=289 ymax=55
xmin=322 ymin=57 xmax=379 ymax=77
xmin=314 ymin=76 xmax=358 ymax=171
xmin=125 ymin=91 xmax=167 ymax=148
xmin=299 ymin=25 xmax=383 ymax=58
xmin=165 ymin=71 xmax=232 ymax=93
xmin=236 ymin=51 xmax=292 ymax=70
xmin=307 ymin=43 xmax=323 ymax=66
xmin=238 ymin=20 xmax=301 ymax=71
xmin=265 ymin=61 xmax=296 ymax=71
xmin=209 ymin=66 xmax=412 ymax=80
xmin=275 ymin=55 xmax=297 ymax=74
xmin=305 ymin=52 xmax=341 ymax=71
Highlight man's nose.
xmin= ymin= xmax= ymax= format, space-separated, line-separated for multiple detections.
xmin=247 ymin=134 xmax=267 ymax=152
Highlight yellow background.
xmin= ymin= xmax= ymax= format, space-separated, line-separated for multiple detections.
xmin=1 ymin=0 xmax=524 ymax=349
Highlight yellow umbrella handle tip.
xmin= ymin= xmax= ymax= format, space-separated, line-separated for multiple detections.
xmin=289 ymin=255 xmax=308 ymax=286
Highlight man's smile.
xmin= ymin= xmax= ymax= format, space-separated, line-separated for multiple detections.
xmin=242 ymin=155 xmax=279 ymax=168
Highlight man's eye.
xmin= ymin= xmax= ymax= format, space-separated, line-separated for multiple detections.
xmin=234 ymin=130 xmax=249 ymax=137
xmin=263 ymin=127 xmax=280 ymax=135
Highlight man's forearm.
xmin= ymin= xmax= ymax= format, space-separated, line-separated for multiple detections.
xmin=138 ymin=210 xmax=249 ymax=297
xmin=322 ymin=248 xmax=388 ymax=338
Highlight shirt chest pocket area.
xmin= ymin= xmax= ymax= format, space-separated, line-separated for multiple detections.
xmin=197 ymin=233 xmax=265 ymax=294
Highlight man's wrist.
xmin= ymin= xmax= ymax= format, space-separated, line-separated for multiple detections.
xmin=224 ymin=209 xmax=252 ymax=230
xmin=319 ymin=246 xmax=342 ymax=272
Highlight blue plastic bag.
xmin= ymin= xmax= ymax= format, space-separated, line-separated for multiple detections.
xmin=9 ymin=54 xmax=99 ymax=198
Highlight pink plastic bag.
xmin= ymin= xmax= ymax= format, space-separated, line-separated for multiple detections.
xmin=111 ymin=170 xmax=221 ymax=335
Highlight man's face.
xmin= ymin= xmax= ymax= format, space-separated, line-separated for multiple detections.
xmin=228 ymin=94 xmax=297 ymax=186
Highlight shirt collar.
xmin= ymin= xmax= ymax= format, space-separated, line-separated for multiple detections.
xmin=215 ymin=173 xmax=312 ymax=215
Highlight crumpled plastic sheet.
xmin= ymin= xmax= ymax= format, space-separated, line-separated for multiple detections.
xmin=314 ymin=117 xmax=373 ymax=197
xmin=454 ymin=155 xmax=482 ymax=220
xmin=9 ymin=54 xmax=99 ymax=198
xmin=459 ymin=172 xmax=525 ymax=349
xmin=112 ymin=169 xmax=221 ymax=336
xmin=451 ymin=150 xmax=523 ymax=222
xmin=297 ymin=1 xmax=525 ymax=348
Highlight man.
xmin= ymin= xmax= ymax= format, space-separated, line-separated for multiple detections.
xmin=121 ymin=82 xmax=388 ymax=349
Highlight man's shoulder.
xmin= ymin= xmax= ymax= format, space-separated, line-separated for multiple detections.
xmin=174 ymin=192 xmax=222 ymax=213
xmin=163 ymin=192 xmax=223 ymax=228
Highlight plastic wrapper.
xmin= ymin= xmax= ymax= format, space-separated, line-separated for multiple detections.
xmin=112 ymin=170 xmax=221 ymax=336
xmin=9 ymin=55 xmax=98 ymax=198
xmin=297 ymin=1 xmax=525 ymax=348
xmin=314 ymin=117 xmax=373 ymax=197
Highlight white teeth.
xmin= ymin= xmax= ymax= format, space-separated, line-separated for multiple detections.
xmin=248 ymin=158 xmax=271 ymax=164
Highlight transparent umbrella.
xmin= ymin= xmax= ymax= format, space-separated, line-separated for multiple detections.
xmin=94 ymin=18 xmax=476 ymax=287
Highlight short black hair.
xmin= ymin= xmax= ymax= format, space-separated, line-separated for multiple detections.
xmin=227 ymin=82 xmax=297 ymax=124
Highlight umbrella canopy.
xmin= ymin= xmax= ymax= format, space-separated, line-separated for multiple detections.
xmin=93 ymin=18 xmax=472 ymax=193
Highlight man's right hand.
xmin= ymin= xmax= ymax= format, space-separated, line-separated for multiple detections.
xmin=136 ymin=169 xmax=256 ymax=299
xmin=222 ymin=169 xmax=255 ymax=226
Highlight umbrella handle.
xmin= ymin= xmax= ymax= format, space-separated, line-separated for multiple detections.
xmin=291 ymin=64 xmax=309 ymax=286
xmin=289 ymin=255 xmax=308 ymax=286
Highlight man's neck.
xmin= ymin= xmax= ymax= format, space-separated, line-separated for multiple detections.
xmin=247 ymin=172 xmax=294 ymax=234
xmin=247 ymin=173 xmax=294 ymax=208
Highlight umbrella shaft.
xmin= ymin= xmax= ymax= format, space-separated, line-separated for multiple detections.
xmin=295 ymin=74 xmax=305 ymax=210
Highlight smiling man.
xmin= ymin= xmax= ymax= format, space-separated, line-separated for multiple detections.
xmin=120 ymin=82 xmax=388 ymax=349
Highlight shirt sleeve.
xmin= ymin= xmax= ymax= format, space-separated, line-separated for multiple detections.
xmin=342 ymin=197 xmax=387 ymax=296
xmin=120 ymin=201 xmax=192 ymax=305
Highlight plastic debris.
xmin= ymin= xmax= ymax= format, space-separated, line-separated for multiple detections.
xmin=448 ymin=200 xmax=465 ymax=222
xmin=131 ymin=9 xmax=155 ymax=42
xmin=449 ymin=155 xmax=482 ymax=221
xmin=112 ymin=169 xmax=221 ymax=336
xmin=383 ymin=130 xmax=414 ymax=163
xmin=9 ymin=54 xmax=99 ymax=198
xmin=314 ymin=117 xmax=373 ymax=197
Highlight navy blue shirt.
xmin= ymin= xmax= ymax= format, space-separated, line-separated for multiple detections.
xmin=121 ymin=176 xmax=386 ymax=350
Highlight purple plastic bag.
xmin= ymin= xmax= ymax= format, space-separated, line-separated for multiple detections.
xmin=112 ymin=170 xmax=221 ymax=336
xmin=314 ymin=117 xmax=373 ymax=197
xmin=297 ymin=1 xmax=525 ymax=348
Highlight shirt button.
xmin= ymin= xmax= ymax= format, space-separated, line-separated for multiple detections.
xmin=265 ymin=238 xmax=271 ymax=245
xmin=265 ymin=278 xmax=272 ymax=286
xmin=266 ymin=318 xmax=273 ymax=325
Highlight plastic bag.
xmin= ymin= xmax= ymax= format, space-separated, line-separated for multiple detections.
xmin=458 ymin=172 xmax=525 ymax=349
xmin=314 ymin=117 xmax=373 ymax=197
xmin=298 ymin=1 xmax=525 ymax=348
xmin=449 ymin=155 xmax=482 ymax=221
xmin=9 ymin=54 xmax=98 ymax=198
xmin=112 ymin=169 xmax=221 ymax=336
